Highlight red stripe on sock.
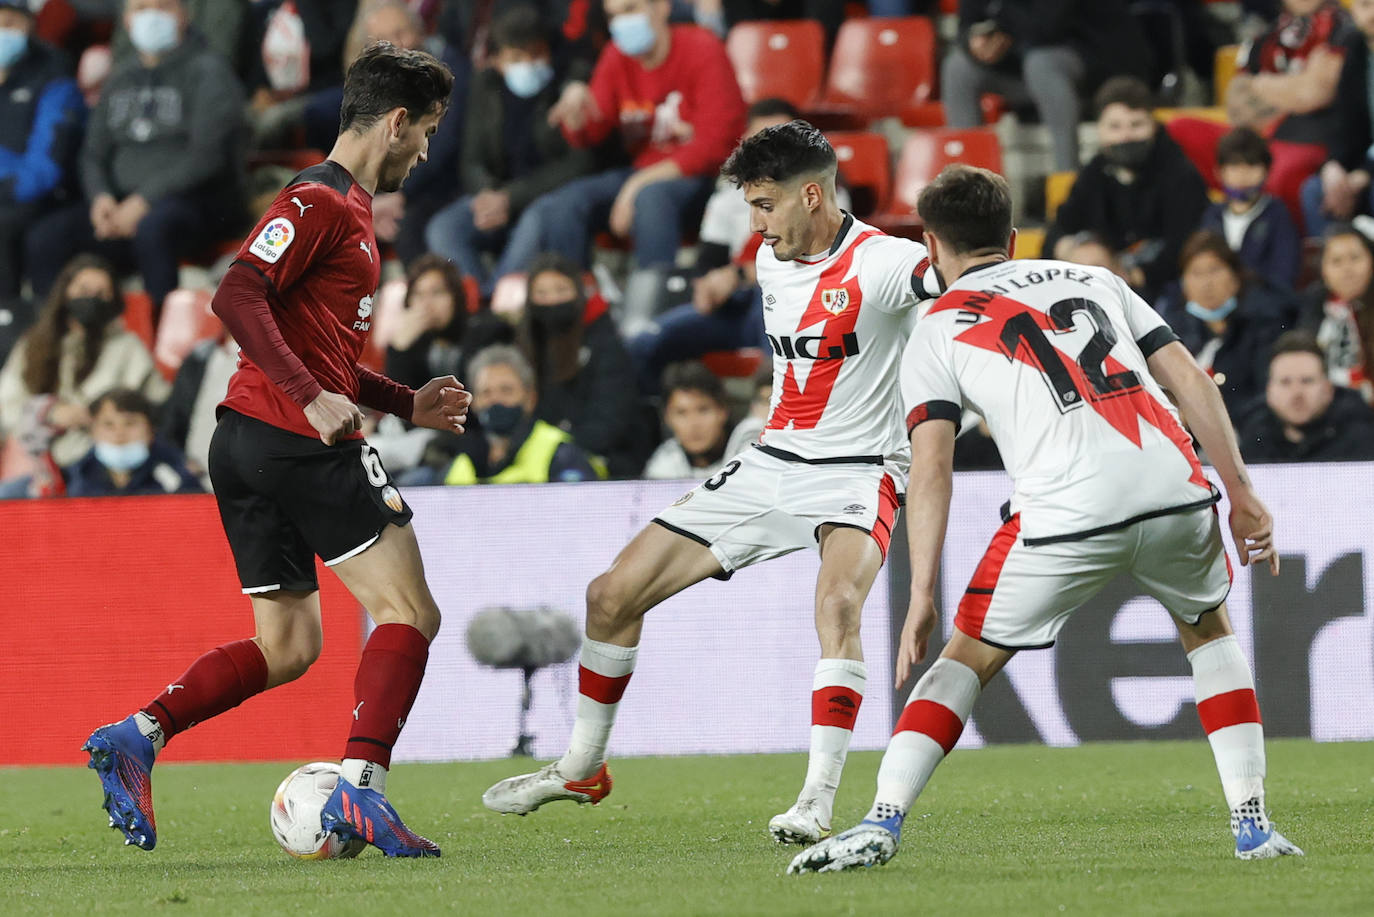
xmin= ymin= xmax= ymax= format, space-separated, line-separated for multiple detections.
xmin=812 ymin=686 xmax=863 ymax=729
xmin=1197 ymin=688 xmax=1262 ymax=734
xmin=579 ymin=665 xmax=632 ymax=705
xmin=893 ymin=699 xmax=966 ymax=754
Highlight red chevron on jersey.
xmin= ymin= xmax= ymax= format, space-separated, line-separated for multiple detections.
xmin=766 ymin=230 xmax=880 ymax=432
xmin=935 ymin=291 xmax=1208 ymax=490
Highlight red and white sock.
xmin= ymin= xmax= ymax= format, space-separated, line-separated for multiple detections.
xmin=799 ymin=659 xmax=866 ymax=818
xmin=341 ymin=623 xmax=431 ymax=793
xmin=866 ymin=657 xmax=981 ymax=821
xmin=558 ymin=637 xmax=637 ymax=779
xmin=1189 ymin=635 xmax=1266 ymax=818
xmin=142 ymin=639 xmax=269 ymax=755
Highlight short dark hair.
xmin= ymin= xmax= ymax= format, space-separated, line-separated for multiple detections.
xmin=916 ymin=164 xmax=1013 ymax=256
xmin=662 ymin=361 xmax=728 ymax=409
xmin=1215 ymin=127 xmax=1272 ymax=169
xmin=1270 ymin=329 xmax=1328 ymax=374
xmin=90 ymin=387 xmax=154 ymax=422
xmin=491 ymin=4 xmax=547 ymax=52
xmin=1179 ymin=228 xmax=1246 ymax=279
xmin=1093 ymin=75 xmax=1154 ymax=118
xmin=524 ymin=251 xmax=584 ymax=294
xmin=721 ymin=119 xmax=836 ymax=187
xmin=746 ymin=97 xmax=801 ymax=123
xmin=340 ymin=42 xmax=454 ymax=134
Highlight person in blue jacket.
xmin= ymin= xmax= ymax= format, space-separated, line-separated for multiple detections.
xmin=66 ymin=388 xmax=202 ymax=498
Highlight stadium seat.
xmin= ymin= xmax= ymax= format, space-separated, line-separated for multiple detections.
xmin=1013 ymin=227 xmax=1045 ymax=259
xmin=726 ymin=21 xmax=826 ymax=109
xmin=121 ymin=290 xmax=155 ymax=351
xmin=875 ymin=128 xmax=1004 ymax=235
xmin=899 ymin=94 xmax=1005 ymax=128
xmin=1045 ymin=171 xmax=1077 ymax=221
xmin=700 ymin=348 xmax=764 ymax=379
xmin=812 ymin=17 xmax=937 ymax=124
xmin=826 ymin=131 xmax=890 ymax=218
xmin=154 ymin=288 xmax=221 ymax=379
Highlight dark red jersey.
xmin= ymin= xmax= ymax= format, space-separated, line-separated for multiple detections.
xmin=220 ymin=161 xmax=381 ymax=439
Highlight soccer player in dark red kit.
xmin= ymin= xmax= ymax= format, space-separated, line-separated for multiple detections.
xmin=82 ymin=43 xmax=466 ymax=858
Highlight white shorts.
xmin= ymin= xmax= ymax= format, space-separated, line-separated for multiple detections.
xmin=653 ymin=445 xmax=902 ymax=574
xmin=955 ymin=506 xmax=1233 ymax=650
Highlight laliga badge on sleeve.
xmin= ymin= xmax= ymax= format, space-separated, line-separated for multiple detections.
xmin=250 ymin=217 xmax=295 ymax=263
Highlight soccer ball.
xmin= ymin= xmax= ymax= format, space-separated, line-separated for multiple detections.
xmin=269 ymin=762 xmax=365 ymax=859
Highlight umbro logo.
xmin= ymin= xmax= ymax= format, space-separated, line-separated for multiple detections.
xmin=843 ymin=504 xmax=866 ymax=514
xmin=828 ymin=695 xmax=857 ymax=708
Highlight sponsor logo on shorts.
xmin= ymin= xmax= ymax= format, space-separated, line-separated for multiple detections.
xmin=250 ymin=217 xmax=294 ymax=263
xmin=381 ymin=485 xmax=405 ymax=513
xmin=843 ymin=503 xmax=866 ymax=515
xmin=672 ymin=491 xmax=693 ymax=506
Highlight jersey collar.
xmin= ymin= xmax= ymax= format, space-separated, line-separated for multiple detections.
xmin=795 ymin=212 xmax=855 ymax=265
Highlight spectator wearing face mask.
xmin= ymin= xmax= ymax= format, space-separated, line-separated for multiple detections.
xmin=643 ymin=361 xmax=732 ymax=480
xmin=0 ymin=254 xmax=169 ymax=478
xmin=1046 ymin=77 xmax=1210 ymax=303
xmin=442 ymin=344 xmax=603 ymax=484
xmin=1158 ymin=230 xmax=1293 ymax=415
xmin=65 ymin=387 xmax=201 ymax=497
xmin=425 ymin=4 xmax=597 ymax=294
xmin=1236 ymin=330 xmax=1374 ymax=461
xmin=518 ymin=252 xmax=648 ymax=477
xmin=1199 ymin=128 xmax=1300 ymax=291
xmin=1298 ymin=223 xmax=1374 ymax=399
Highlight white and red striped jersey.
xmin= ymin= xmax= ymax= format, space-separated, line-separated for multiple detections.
xmin=900 ymin=259 xmax=1217 ymax=545
xmin=755 ymin=214 xmax=939 ymax=469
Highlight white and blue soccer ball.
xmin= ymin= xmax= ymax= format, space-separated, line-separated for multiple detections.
xmin=269 ymin=762 xmax=365 ymax=859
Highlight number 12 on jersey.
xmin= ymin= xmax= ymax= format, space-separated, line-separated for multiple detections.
xmin=997 ymin=298 xmax=1141 ymax=412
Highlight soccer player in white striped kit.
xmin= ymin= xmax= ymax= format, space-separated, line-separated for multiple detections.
xmin=791 ymin=165 xmax=1302 ymax=873
xmin=483 ymin=121 xmax=941 ymax=843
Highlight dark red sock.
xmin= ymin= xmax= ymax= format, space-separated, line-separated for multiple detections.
xmin=344 ymin=623 xmax=430 ymax=768
xmin=143 ymin=639 xmax=269 ymax=741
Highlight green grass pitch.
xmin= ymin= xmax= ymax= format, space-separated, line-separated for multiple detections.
xmin=3 ymin=739 xmax=1370 ymax=916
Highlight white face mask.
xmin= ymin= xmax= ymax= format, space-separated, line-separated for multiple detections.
xmin=128 ymin=9 xmax=180 ymax=56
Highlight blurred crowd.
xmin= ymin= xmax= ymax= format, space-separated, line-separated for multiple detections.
xmin=1 ymin=0 xmax=1372 ymax=500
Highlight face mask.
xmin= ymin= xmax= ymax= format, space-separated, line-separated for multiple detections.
xmin=66 ymin=295 xmax=121 ymax=328
xmin=503 ymin=59 xmax=554 ymax=99
xmin=610 ymin=11 xmax=657 ymax=57
xmin=128 ymin=9 xmax=180 ymax=56
xmin=1186 ymin=296 xmax=1239 ymax=323
xmin=1101 ymin=138 xmax=1153 ymax=171
xmin=532 ymin=299 xmax=583 ymax=333
xmin=94 ymin=440 xmax=150 ymax=472
xmin=0 ymin=28 xmax=27 ymax=69
xmin=479 ymin=403 xmax=526 ymax=436
xmin=1222 ymin=184 xmax=1264 ymax=204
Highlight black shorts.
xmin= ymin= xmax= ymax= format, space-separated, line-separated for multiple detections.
xmin=208 ymin=409 xmax=413 ymax=594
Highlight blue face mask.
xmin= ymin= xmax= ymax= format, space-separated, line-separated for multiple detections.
xmin=128 ymin=9 xmax=180 ymax=56
xmin=95 ymin=440 xmax=150 ymax=472
xmin=1186 ymin=296 xmax=1239 ymax=323
xmin=503 ymin=59 xmax=554 ymax=99
xmin=610 ymin=11 xmax=657 ymax=57
xmin=0 ymin=28 xmax=27 ymax=69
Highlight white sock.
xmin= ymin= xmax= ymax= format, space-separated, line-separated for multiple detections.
xmin=340 ymin=758 xmax=388 ymax=794
xmin=866 ymin=658 xmax=981 ymax=822
xmin=1188 ymin=635 xmax=1266 ymax=817
xmin=133 ymin=711 xmax=166 ymax=757
xmin=799 ymin=658 xmax=867 ymax=821
xmin=559 ymin=637 xmax=638 ymax=779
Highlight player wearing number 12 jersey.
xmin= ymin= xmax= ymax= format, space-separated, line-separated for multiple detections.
xmin=83 ymin=44 xmax=467 ymax=858
xmin=791 ymin=165 xmax=1302 ymax=875
xmin=484 ymin=121 xmax=941 ymax=843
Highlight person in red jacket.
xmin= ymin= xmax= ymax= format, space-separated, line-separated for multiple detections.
xmin=507 ymin=0 xmax=746 ymax=272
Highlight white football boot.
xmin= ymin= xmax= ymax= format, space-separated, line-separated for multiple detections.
xmin=769 ymin=796 xmax=832 ymax=845
xmin=482 ymin=761 xmax=612 ymax=815
xmin=1233 ymin=799 xmax=1304 ymax=860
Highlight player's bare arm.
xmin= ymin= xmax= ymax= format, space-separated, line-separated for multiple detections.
xmin=1146 ymin=341 xmax=1279 ymax=575
xmin=895 ymin=419 xmax=957 ymax=689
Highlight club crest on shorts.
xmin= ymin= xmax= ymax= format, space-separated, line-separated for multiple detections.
xmin=381 ymin=485 xmax=405 ymax=513
xmin=250 ymin=217 xmax=294 ymax=263
xmin=821 ymin=288 xmax=849 ymax=316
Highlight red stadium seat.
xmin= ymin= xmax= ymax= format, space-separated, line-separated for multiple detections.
xmin=726 ymin=20 xmax=826 ymax=109
xmin=812 ymin=17 xmax=937 ymax=123
xmin=700 ymin=348 xmax=765 ymax=379
xmin=826 ymin=131 xmax=890 ymax=218
xmin=900 ymin=94 xmax=1006 ymax=128
xmin=154 ymin=288 xmax=222 ymax=379
xmin=875 ymin=128 xmax=1004 ymax=236
xmin=121 ymin=290 xmax=155 ymax=351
